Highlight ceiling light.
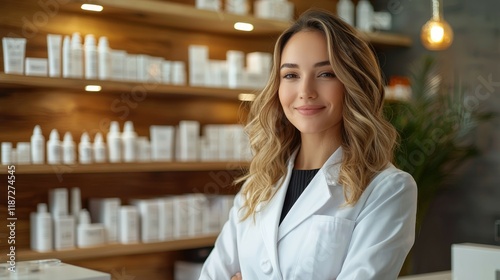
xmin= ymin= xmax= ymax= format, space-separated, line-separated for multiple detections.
xmin=81 ymin=4 xmax=103 ymax=12
xmin=420 ymin=0 xmax=453 ymax=51
xmin=85 ymin=85 xmax=102 ymax=92
xmin=234 ymin=22 xmax=254 ymax=32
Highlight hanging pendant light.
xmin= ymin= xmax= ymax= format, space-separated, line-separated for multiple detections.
xmin=420 ymin=0 xmax=453 ymax=50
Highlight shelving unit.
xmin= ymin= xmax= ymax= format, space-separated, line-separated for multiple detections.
xmin=0 ymin=1 xmax=414 ymax=278
xmin=0 ymin=74 xmax=257 ymax=100
xmin=64 ymin=0 xmax=412 ymax=46
xmin=0 ymin=161 xmax=249 ymax=174
xmin=4 ymin=235 xmax=217 ymax=262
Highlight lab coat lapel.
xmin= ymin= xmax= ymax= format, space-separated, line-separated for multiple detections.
xmin=257 ymin=152 xmax=296 ymax=279
xmin=277 ymin=147 xmax=343 ymax=241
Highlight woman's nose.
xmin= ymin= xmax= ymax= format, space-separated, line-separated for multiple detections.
xmin=299 ymin=77 xmax=317 ymax=99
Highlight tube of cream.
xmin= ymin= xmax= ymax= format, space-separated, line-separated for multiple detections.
xmin=2 ymin=37 xmax=27 ymax=74
xmin=47 ymin=34 xmax=62 ymax=77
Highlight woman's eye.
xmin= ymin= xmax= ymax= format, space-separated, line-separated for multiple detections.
xmin=283 ymin=73 xmax=297 ymax=79
xmin=319 ymin=72 xmax=336 ymax=78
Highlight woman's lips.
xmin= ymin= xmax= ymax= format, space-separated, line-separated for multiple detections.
xmin=295 ymin=105 xmax=325 ymax=115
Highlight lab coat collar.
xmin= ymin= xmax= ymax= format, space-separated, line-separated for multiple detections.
xmin=277 ymin=146 xmax=343 ymax=241
xmin=257 ymin=147 xmax=343 ymax=276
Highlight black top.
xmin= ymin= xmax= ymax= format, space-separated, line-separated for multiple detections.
xmin=279 ymin=168 xmax=320 ymax=225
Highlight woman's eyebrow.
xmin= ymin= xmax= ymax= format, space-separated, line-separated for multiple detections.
xmin=280 ymin=60 xmax=331 ymax=69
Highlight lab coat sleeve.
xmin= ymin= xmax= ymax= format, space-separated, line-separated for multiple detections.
xmin=336 ymin=170 xmax=417 ymax=280
xmin=198 ymin=192 xmax=243 ymax=280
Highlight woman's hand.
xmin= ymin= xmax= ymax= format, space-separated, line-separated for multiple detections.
xmin=230 ymin=272 xmax=242 ymax=280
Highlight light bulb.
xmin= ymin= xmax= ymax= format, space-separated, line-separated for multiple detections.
xmin=420 ymin=0 xmax=453 ymax=51
xmin=420 ymin=19 xmax=453 ymax=50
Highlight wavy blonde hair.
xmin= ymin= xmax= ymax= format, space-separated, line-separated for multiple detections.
xmin=237 ymin=8 xmax=397 ymax=220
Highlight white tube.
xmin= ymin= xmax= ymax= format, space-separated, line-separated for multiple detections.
xmin=47 ymin=34 xmax=62 ymax=77
xmin=2 ymin=37 xmax=27 ymax=74
xmin=84 ymin=34 xmax=97 ymax=79
xmin=62 ymin=35 xmax=71 ymax=78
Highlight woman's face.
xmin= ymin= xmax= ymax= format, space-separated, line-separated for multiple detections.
xmin=278 ymin=30 xmax=345 ymax=139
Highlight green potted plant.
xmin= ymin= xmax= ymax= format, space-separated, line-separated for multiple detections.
xmin=384 ymin=55 xmax=494 ymax=274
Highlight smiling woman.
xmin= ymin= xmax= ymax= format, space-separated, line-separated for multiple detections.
xmin=199 ymin=8 xmax=417 ymax=280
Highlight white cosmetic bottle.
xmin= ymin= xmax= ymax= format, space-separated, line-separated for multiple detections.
xmin=84 ymin=34 xmax=98 ymax=79
xmin=98 ymin=36 xmax=111 ymax=80
xmin=62 ymin=132 xmax=76 ymax=164
xmin=107 ymin=121 xmax=122 ymax=163
xmin=70 ymin=32 xmax=83 ymax=78
xmin=78 ymin=132 xmax=93 ymax=164
xmin=30 ymin=203 xmax=53 ymax=252
xmin=47 ymin=129 xmax=62 ymax=165
xmin=31 ymin=125 xmax=45 ymax=164
xmin=71 ymin=187 xmax=82 ymax=222
xmin=93 ymin=132 xmax=107 ymax=163
xmin=337 ymin=0 xmax=355 ymax=26
xmin=122 ymin=121 xmax=137 ymax=162
xmin=77 ymin=209 xmax=106 ymax=248
xmin=62 ymin=35 xmax=71 ymax=78
xmin=356 ymin=0 xmax=374 ymax=32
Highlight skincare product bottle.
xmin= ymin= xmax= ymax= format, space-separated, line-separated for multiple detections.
xmin=62 ymin=132 xmax=76 ymax=164
xmin=118 ymin=205 xmax=139 ymax=244
xmin=30 ymin=203 xmax=53 ymax=252
xmin=47 ymin=34 xmax=62 ymax=77
xmin=53 ymin=215 xmax=75 ymax=250
xmin=122 ymin=121 xmax=137 ymax=162
xmin=2 ymin=37 xmax=27 ymax=74
xmin=93 ymin=132 xmax=107 ymax=163
xmin=70 ymin=32 xmax=83 ymax=78
xmin=77 ymin=209 xmax=105 ymax=248
xmin=98 ymin=36 xmax=111 ymax=80
xmin=337 ymin=0 xmax=355 ymax=26
xmin=1 ymin=142 xmax=12 ymax=165
xmin=16 ymin=142 xmax=31 ymax=164
xmin=62 ymin=35 xmax=71 ymax=78
xmin=107 ymin=121 xmax=122 ymax=163
xmin=71 ymin=187 xmax=81 ymax=222
xmin=31 ymin=125 xmax=45 ymax=164
xmin=356 ymin=0 xmax=374 ymax=32
xmin=84 ymin=34 xmax=98 ymax=80
xmin=47 ymin=129 xmax=62 ymax=165
xmin=78 ymin=132 xmax=93 ymax=164
xmin=89 ymin=198 xmax=121 ymax=243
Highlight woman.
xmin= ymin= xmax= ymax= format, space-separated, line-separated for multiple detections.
xmin=199 ymin=8 xmax=417 ymax=280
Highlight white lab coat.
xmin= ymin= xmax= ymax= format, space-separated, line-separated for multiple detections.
xmin=199 ymin=147 xmax=417 ymax=280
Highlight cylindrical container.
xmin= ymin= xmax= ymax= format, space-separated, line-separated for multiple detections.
xmin=337 ymin=0 xmax=354 ymax=26
xmin=47 ymin=129 xmax=62 ymax=164
xmin=31 ymin=125 xmax=45 ymax=164
xmin=84 ymin=34 xmax=98 ymax=79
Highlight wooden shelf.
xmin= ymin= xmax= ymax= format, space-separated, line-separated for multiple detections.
xmin=0 ymin=74 xmax=257 ymax=100
xmin=360 ymin=31 xmax=413 ymax=48
xmin=64 ymin=0 xmax=412 ymax=47
xmin=65 ymin=0 xmax=290 ymax=36
xmin=0 ymin=161 xmax=249 ymax=174
xmin=1 ymin=235 xmax=217 ymax=262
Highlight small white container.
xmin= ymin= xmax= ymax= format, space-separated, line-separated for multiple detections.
xmin=16 ymin=142 xmax=31 ymax=164
xmin=107 ymin=121 xmax=122 ymax=163
xmin=97 ymin=36 xmax=111 ymax=80
xmin=337 ymin=0 xmax=355 ymax=26
xmin=1 ymin=142 xmax=12 ymax=165
xmin=47 ymin=129 xmax=62 ymax=165
xmin=84 ymin=34 xmax=98 ymax=79
xmin=121 ymin=121 xmax=137 ymax=162
xmin=30 ymin=203 xmax=53 ymax=252
xmin=78 ymin=132 xmax=93 ymax=164
xmin=2 ymin=37 xmax=27 ymax=74
xmin=93 ymin=132 xmax=107 ymax=163
xmin=31 ymin=125 xmax=45 ymax=164
xmin=25 ymin=58 xmax=48 ymax=77
xmin=53 ymin=215 xmax=76 ymax=250
xmin=70 ymin=32 xmax=83 ymax=78
xmin=76 ymin=209 xmax=106 ymax=248
xmin=356 ymin=0 xmax=374 ymax=32
xmin=62 ymin=35 xmax=71 ymax=78
xmin=47 ymin=34 xmax=62 ymax=77
xmin=118 ymin=205 xmax=139 ymax=244
xmin=62 ymin=132 xmax=76 ymax=164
